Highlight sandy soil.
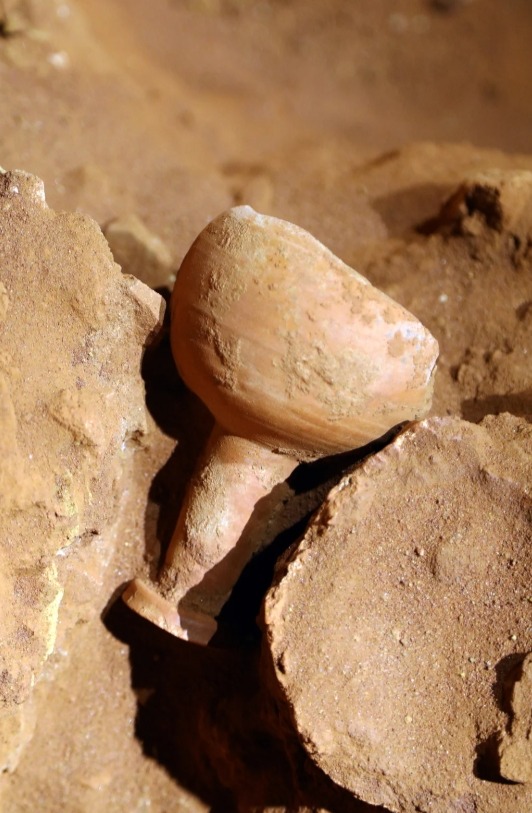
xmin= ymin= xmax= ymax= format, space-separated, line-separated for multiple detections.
xmin=0 ymin=1 xmax=531 ymax=811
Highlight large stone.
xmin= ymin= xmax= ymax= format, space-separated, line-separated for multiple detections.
xmin=0 ymin=169 xmax=164 ymax=770
xmin=104 ymin=213 xmax=175 ymax=290
xmin=499 ymin=652 xmax=532 ymax=784
xmin=264 ymin=414 xmax=532 ymax=813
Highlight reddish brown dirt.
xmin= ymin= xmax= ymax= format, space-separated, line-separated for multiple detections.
xmin=0 ymin=1 xmax=531 ymax=812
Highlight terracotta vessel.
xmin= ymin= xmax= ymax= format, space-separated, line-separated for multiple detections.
xmin=123 ymin=206 xmax=439 ymax=644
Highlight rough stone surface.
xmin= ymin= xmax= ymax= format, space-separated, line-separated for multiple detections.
xmin=0 ymin=169 xmax=164 ymax=771
xmin=498 ymin=651 xmax=532 ymax=784
xmin=360 ymin=163 xmax=532 ymax=424
xmin=264 ymin=415 xmax=532 ymax=813
xmin=105 ymin=213 xmax=175 ymax=291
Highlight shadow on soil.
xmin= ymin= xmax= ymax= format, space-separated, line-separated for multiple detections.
xmin=105 ymin=303 xmax=392 ymax=811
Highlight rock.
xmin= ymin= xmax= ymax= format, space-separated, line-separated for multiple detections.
xmin=428 ymin=169 xmax=532 ymax=253
xmin=0 ymin=169 xmax=164 ymax=770
xmin=499 ymin=652 xmax=532 ymax=783
xmin=358 ymin=162 xmax=532 ymax=421
xmin=263 ymin=415 xmax=532 ymax=813
xmin=105 ymin=213 xmax=175 ymax=290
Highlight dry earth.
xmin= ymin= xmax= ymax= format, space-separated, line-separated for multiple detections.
xmin=0 ymin=1 xmax=531 ymax=811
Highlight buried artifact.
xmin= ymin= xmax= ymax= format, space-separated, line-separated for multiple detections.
xmin=123 ymin=206 xmax=438 ymax=643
